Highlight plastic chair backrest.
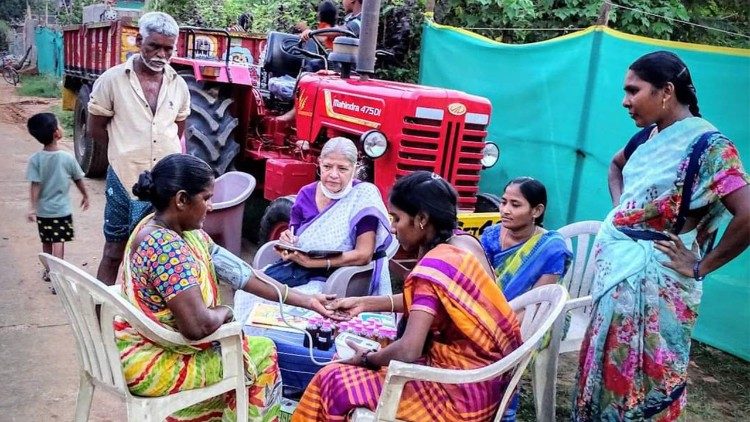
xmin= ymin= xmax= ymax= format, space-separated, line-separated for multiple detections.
xmin=39 ymin=254 xmax=192 ymax=397
xmin=365 ymin=284 xmax=567 ymax=422
xmin=557 ymin=220 xmax=601 ymax=306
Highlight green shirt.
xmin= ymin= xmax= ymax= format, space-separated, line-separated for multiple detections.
xmin=26 ymin=150 xmax=84 ymax=218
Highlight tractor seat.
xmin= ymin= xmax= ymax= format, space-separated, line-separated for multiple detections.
xmin=264 ymin=32 xmax=304 ymax=78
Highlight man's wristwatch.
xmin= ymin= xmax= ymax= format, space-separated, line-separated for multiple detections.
xmin=693 ymin=260 xmax=705 ymax=281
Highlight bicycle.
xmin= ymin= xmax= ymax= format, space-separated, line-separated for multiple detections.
xmin=2 ymin=53 xmax=21 ymax=86
xmin=2 ymin=65 xmax=20 ymax=86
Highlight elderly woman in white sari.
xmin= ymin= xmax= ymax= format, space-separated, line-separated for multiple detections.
xmin=262 ymin=137 xmax=394 ymax=295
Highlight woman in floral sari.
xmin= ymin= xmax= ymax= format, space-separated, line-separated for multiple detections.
xmin=292 ymin=171 xmax=522 ymax=422
xmin=115 ymin=154 xmax=336 ymax=421
xmin=573 ymin=51 xmax=750 ymax=421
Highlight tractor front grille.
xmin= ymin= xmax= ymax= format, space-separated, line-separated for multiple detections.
xmin=396 ymin=116 xmax=487 ymax=210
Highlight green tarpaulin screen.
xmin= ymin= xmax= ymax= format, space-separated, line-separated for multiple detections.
xmin=419 ymin=21 xmax=750 ymax=360
xmin=35 ymin=27 xmax=63 ymax=78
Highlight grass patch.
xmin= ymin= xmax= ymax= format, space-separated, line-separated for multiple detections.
xmin=16 ymin=74 xmax=61 ymax=98
xmin=52 ymin=105 xmax=74 ymax=135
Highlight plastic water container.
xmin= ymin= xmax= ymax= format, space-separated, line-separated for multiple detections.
xmin=202 ymin=172 xmax=257 ymax=256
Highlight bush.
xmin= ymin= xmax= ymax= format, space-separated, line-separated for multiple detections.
xmin=16 ymin=75 xmax=61 ymax=98
xmin=0 ymin=20 xmax=10 ymax=52
xmin=52 ymin=105 xmax=74 ymax=135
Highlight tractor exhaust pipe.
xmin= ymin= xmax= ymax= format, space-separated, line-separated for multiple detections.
xmin=356 ymin=0 xmax=381 ymax=80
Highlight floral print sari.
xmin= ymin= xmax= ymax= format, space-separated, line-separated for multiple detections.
xmin=572 ymin=117 xmax=749 ymax=421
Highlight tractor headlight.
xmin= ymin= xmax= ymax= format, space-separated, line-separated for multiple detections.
xmin=361 ymin=130 xmax=388 ymax=159
xmin=481 ymin=142 xmax=499 ymax=168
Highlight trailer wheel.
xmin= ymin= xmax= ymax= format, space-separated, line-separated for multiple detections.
xmin=259 ymin=196 xmax=294 ymax=243
xmin=475 ymin=192 xmax=501 ymax=213
xmin=179 ymin=71 xmax=240 ymax=176
xmin=73 ymin=84 xmax=108 ymax=177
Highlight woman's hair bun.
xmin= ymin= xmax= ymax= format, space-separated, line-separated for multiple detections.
xmin=132 ymin=170 xmax=156 ymax=201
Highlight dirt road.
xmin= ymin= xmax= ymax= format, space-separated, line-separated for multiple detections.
xmin=0 ymin=82 xmax=125 ymax=420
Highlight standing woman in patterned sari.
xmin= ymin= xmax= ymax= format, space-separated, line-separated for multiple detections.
xmin=116 ymin=154 xmax=336 ymax=421
xmin=481 ymin=177 xmax=571 ymax=301
xmin=573 ymin=51 xmax=750 ymax=421
xmin=292 ymin=171 xmax=522 ymax=422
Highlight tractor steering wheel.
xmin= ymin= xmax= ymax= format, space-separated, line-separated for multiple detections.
xmin=301 ymin=27 xmax=357 ymax=55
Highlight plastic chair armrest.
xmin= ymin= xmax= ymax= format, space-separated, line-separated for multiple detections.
xmin=322 ymin=262 xmax=374 ymax=297
xmin=253 ymin=241 xmax=281 ymax=268
xmin=563 ymin=295 xmax=592 ymax=312
xmin=188 ymin=321 xmax=244 ymax=344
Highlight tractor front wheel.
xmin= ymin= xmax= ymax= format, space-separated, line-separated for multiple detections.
xmin=179 ymin=71 xmax=240 ymax=176
xmin=259 ymin=196 xmax=295 ymax=243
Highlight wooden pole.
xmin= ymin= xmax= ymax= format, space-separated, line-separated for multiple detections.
xmin=426 ymin=0 xmax=435 ymax=14
xmin=596 ymin=1 xmax=612 ymax=26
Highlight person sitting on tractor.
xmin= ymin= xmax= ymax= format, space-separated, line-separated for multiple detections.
xmin=260 ymin=137 xmax=394 ymax=296
xmin=295 ymin=1 xmax=338 ymax=50
xmin=300 ymin=0 xmax=362 ymax=41
xmin=227 ymin=12 xmax=253 ymax=33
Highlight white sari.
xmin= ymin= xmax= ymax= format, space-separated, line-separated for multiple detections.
xmin=294 ymin=181 xmax=394 ymax=296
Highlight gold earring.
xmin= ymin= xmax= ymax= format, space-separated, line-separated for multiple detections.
xmin=419 ymin=222 xmax=424 ymax=230
xmin=662 ymin=97 xmax=667 ymax=110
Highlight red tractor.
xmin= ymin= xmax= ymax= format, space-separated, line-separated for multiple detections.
xmin=62 ymin=1 xmax=501 ymax=243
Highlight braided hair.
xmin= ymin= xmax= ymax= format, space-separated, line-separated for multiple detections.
xmin=629 ymin=51 xmax=701 ymax=117
xmin=389 ymin=171 xmax=458 ymax=251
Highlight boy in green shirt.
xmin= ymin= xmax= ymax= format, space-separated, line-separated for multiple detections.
xmin=26 ymin=113 xmax=89 ymax=288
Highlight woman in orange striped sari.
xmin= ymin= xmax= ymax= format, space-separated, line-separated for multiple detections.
xmin=293 ymin=171 xmax=522 ymax=421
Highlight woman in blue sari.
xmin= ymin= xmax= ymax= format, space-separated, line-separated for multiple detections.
xmin=481 ymin=177 xmax=571 ymax=422
xmin=481 ymin=177 xmax=571 ymax=301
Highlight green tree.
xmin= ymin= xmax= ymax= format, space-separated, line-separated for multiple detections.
xmin=0 ymin=0 xmax=30 ymax=24
xmin=434 ymin=0 xmax=748 ymax=48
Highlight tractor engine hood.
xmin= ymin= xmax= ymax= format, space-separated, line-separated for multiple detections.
xmin=295 ymin=73 xmax=493 ymax=140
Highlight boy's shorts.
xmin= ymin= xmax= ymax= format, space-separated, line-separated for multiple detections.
xmin=37 ymin=215 xmax=74 ymax=243
xmin=103 ymin=167 xmax=153 ymax=243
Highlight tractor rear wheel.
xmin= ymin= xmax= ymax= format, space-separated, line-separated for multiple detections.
xmin=259 ymin=196 xmax=294 ymax=243
xmin=179 ymin=71 xmax=240 ymax=176
xmin=73 ymin=84 xmax=108 ymax=177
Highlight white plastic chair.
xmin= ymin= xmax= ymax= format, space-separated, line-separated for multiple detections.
xmin=531 ymin=220 xmax=601 ymax=422
xmin=351 ymin=284 xmax=568 ymax=422
xmin=252 ymin=238 xmax=399 ymax=297
xmin=39 ymin=253 xmax=249 ymax=422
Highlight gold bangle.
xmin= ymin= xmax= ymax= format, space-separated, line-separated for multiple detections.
xmin=283 ymin=284 xmax=290 ymax=303
xmin=388 ymin=295 xmax=394 ymax=313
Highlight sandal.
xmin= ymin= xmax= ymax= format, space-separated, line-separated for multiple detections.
xmin=42 ymin=270 xmax=50 ymax=282
xmin=49 ymin=285 xmax=56 ymax=295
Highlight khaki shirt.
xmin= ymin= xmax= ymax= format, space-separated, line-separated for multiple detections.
xmin=88 ymin=54 xmax=190 ymax=198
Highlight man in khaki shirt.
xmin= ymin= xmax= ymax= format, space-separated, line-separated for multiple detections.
xmin=88 ymin=11 xmax=191 ymax=285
